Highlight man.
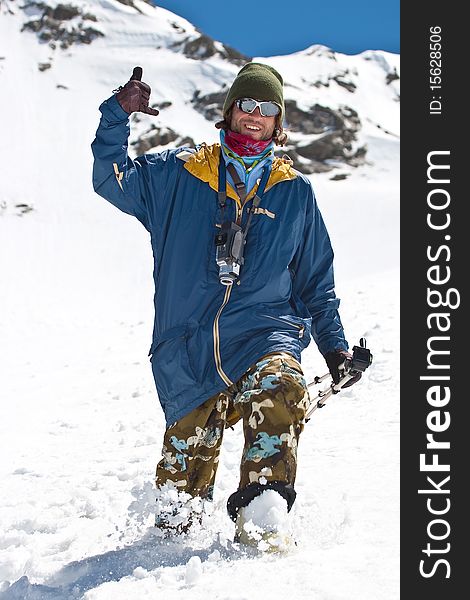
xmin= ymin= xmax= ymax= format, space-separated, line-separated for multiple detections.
xmin=91 ymin=63 xmax=361 ymax=549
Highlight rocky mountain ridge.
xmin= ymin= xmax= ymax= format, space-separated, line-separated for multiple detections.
xmin=1 ymin=0 xmax=399 ymax=191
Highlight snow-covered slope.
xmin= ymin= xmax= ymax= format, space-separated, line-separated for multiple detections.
xmin=0 ymin=1 xmax=399 ymax=598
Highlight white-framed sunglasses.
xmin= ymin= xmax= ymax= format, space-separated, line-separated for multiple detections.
xmin=235 ymin=98 xmax=281 ymax=117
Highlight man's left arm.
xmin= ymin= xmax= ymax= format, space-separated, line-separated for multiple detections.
xmin=289 ymin=186 xmax=348 ymax=356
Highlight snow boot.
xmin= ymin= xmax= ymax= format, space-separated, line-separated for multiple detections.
xmin=234 ymin=490 xmax=295 ymax=553
xmin=154 ymin=484 xmax=204 ymax=538
xmin=154 ymin=508 xmax=201 ymax=538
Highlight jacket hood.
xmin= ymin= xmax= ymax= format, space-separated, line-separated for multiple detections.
xmin=182 ymin=143 xmax=297 ymax=206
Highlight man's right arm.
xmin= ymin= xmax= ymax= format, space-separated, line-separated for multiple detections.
xmin=91 ymin=67 xmax=160 ymax=229
xmin=91 ymin=94 xmax=150 ymax=226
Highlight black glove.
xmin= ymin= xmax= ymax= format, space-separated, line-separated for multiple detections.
xmin=324 ymin=349 xmax=362 ymax=388
xmin=115 ymin=66 xmax=160 ymax=116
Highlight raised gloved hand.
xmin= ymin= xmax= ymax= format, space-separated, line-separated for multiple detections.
xmin=324 ymin=349 xmax=362 ymax=388
xmin=114 ymin=66 xmax=160 ymax=116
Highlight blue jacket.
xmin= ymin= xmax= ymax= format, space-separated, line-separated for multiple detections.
xmin=91 ymin=95 xmax=348 ymax=426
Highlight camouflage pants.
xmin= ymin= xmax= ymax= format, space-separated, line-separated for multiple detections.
xmin=155 ymin=352 xmax=310 ymax=516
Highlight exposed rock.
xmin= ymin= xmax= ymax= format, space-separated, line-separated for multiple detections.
xmin=114 ymin=0 xmax=137 ymax=6
xmin=178 ymin=135 xmax=196 ymax=147
xmin=292 ymin=133 xmax=366 ymax=166
xmin=367 ymin=119 xmax=399 ymax=138
xmin=284 ymin=100 xmax=335 ymax=134
xmin=219 ymin=42 xmax=250 ymax=66
xmin=1 ymin=0 xmax=15 ymax=16
xmin=15 ymin=203 xmax=34 ymax=215
xmin=346 ymin=145 xmax=367 ymax=166
xmin=191 ymin=89 xmax=226 ymax=122
xmin=0 ymin=200 xmax=34 ymax=217
xmin=296 ymin=134 xmax=344 ymax=162
xmin=333 ymin=74 xmax=356 ymax=93
xmin=284 ymin=101 xmax=365 ymax=171
xmin=177 ymin=33 xmax=250 ymax=66
xmin=287 ymin=101 xmax=361 ymax=139
xmin=52 ymin=4 xmax=79 ymax=20
xmin=280 ymin=150 xmax=333 ymax=174
xmin=304 ymin=45 xmax=337 ymax=61
xmin=362 ymin=51 xmax=400 ymax=91
xmin=114 ymin=0 xmax=154 ymax=10
xmin=170 ymin=20 xmax=186 ymax=34
xmin=303 ymin=69 xmax=356 ymax=92
xmin=386 ymin=68 xmax=399 ymax=84
xmin=131 ymin=126 xmax=178 ymax=153
xmin=306 ymin=78 xmax=330 ymax=89
xmin=21 ymin=2 xmax=104 ymax=49
xmin=38 ymin=61 xmax=51 ymax=71
xmin=131 ymin=125 xmax=195 ymax=155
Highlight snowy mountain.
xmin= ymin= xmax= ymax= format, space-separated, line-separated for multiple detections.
xmin=2 ymin=0 xmax=400 ymax=182
xmin=0 ymin=1 xmax=400 ymax=598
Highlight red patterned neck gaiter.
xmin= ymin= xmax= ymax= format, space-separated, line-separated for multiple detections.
xmin=224 ymin=129 xmax=272 ymax=157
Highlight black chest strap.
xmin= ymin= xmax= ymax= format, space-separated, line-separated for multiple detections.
xmin=226 ymin=163 xmax=247 ymax=203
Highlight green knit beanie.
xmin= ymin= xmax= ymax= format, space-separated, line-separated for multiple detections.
xmin=223 ymin=62 xmax=284 ymax=121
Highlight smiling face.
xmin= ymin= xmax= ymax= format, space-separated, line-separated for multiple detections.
xmin=229 ymin=101 xmax=276 ymax=141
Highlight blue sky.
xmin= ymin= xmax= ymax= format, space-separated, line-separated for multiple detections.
xmin=153 ymin=1 xmax=399 ymax=57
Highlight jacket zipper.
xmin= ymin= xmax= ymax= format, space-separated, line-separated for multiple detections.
xmin=212 ymin=181 xmax=259 ymax=384
xmin=235 ymin=203 xmax=243 ymax=225
xmin=213 ymin=284 xmax=234 ymax=386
